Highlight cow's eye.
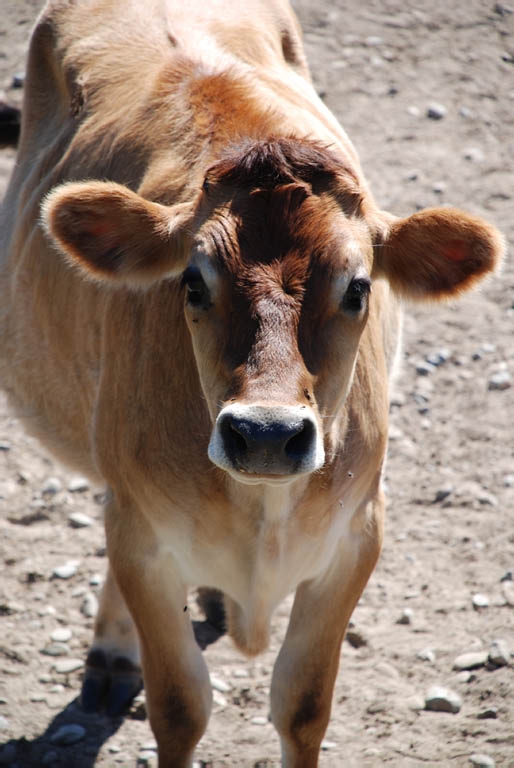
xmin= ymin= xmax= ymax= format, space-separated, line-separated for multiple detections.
xmin=181 ymin=265 xmax=210 ymax=308
xmin=342 ymin=277 xmax=371 ymax=315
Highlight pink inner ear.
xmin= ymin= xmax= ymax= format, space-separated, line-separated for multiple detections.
xmin=442 ymin=239 xmax=467 ymax=262
xmin=86 ymin=219 xmax=114 ymax=238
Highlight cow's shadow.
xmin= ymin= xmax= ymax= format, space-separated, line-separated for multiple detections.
xmin=0 ymin=619 xmax=224 ymax=767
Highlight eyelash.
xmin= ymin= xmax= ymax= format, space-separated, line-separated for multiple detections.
xmin=341 ymin=277 xmax=372 ymax=314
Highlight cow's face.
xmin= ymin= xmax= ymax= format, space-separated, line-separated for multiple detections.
xmin=43 ymin=139 xmax=504 ymax=485
xmin=184 ymin=172 xmax=373 ymax=483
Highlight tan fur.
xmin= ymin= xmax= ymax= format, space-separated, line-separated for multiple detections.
xmin=0 ymin=1 xmax=504 ymax=766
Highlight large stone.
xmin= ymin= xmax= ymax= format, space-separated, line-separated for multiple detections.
xmin=425 ymin=686 xmax=462 ymax=713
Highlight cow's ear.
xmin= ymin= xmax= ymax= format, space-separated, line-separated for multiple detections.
xmin=373 ymin=207 xmax=504 ymax=301
xmin=42 ymin=181 xmax=196 ymax=286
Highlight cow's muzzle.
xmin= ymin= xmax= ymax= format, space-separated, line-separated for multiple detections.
xmin=208 ymin=404 xmax=324 ymax=481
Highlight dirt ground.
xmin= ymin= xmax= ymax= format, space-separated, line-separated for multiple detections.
xmin=0 ymin=1 xmax=513 ymax=766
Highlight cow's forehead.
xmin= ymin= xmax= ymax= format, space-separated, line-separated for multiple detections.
xmin=193 ymin=187 xmax=372 ymax=284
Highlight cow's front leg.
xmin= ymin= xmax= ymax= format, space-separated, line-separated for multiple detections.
xmin=105 ymin=497 xmax=212 ymax=768
xmin=270 ymin=495 xmax=384 ymax=768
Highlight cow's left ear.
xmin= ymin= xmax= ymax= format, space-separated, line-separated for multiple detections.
xmin=373 ymin=207 xmax=505 ymax=301
xmin=42 ymin=181 xmax=196 ymax=287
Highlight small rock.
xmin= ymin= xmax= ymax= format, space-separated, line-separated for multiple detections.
xmin=52 ymin=658 xmax=84 ymax=674
xmin=453 ymin=651 xmax=488 ymax=671
xmin=427 ymin=102 xmax=447 ymax=120
xmin=210 ymin=674 xmax=232 ymax=693
xmin=68 ymin=476 xmax=90 ymax=492
xmin=488 ymin=371 xmax=511 ymax=390
xmin=232 ymin=668 xmax=249 ymax=678
xmin=396 ymin=607 xmax=413 ymax=625
xmin=50 ymin=724 xmax=86 ymax=745
xmin=425 ymin=686 xmax=462 ymax=713
xmin=345 ymin=628 xmax=368 ymax=648
xmin=406 ymin=105 xmax=421 ymax=117
xmin=109 ymin=745 xmax=122 ymax=753
xmin=416 ymin=361 xmax=436 ymax=376
xmin=50 ymin=628 xmax=72 ymax=643
xmin=463 ymin=147 xmax=485 ymax=163
xmin=89 ymin=573 xmax=103 ymax=586
xmin=365 ymin=36 xmax=383 ymax=46
xmin=251 ymin=716 xmax=269 ymax=725
xmin=42 ymin=477 xmax=62 ymax=495
xmin=52 ymin=560 xmax=79 ymax=580
xmin=0 ymin=716 xmax=9 ymax=730
xmin=49 ymin=684 xmax=65 ymax=693
xmin=500 ymin=568 xmax=513 ymax=580
xmin=469 ymin=754 xmax=495 ymax=767
xmin=30 ymin=693 xmax=47 ymax=702
xmin=81 ymin=592 xmax=99 ymax=618
xmin=137 ymin=755 xmax=157 ymax=768
xmin=321 ymin=740 xmax=337 ymax=750
xmin=11 ymin=72 xmax=25 ymax=89
xmin=502 ymin=581 xmax=514 ymax=606
xmin=488 ymin=639 xmax=510 ymax=667
xmin=140 ymin=742 xmax=157 ymax=752
xmin=213 ymin=691 xmax=227 ymax=707
xmin=472 ymin=593 xmax=489 ymax=610
xmin=68 ymin=512 xmax=94 ymax=528
xmin=426 ymin=349 xmax=450 ymax=367
xmin=0 ymin=441 xmax=11 ymax=452
xmin=417 ymin=647 xmax=435 ymax=663
xmin=476 ymin=706 xmax=498 ymax=720
xmin=41 ymin=643 xmax=69 ymax=657
xmin=432 ymin=181 xmax=446 ymax=194
xmin=434 ymin=484 xmax=453 ymax=503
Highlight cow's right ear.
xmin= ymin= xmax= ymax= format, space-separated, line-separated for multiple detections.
xmin=42 ymin=181 xmax=196 ymax=286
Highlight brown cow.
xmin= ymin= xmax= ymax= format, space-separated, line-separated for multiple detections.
xmin=0 ymin=0 xmax=504 ymax=765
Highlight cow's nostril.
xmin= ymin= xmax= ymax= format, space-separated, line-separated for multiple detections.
xmin=284 ymin=418 xmax=314 ymax=462
xmin=220 ymin=415 xmax=248 ymax=462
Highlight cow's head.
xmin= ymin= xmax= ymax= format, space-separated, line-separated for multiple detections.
xmin=43 ymin=138 xmax=504 ymax=484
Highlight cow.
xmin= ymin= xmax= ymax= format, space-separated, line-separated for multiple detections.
xmin=0 ymin=0 xmax=504 ymax=765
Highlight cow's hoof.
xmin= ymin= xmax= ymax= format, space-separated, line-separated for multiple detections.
xmin=81 ymin=649 xmax=143 ymax=716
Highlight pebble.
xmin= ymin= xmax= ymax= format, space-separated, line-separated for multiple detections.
xmin=434 ymin=484 xmax=453 ymax=503
xmin=488 ymin=639 xmax=510 ymax=667
xmin=472 ymin=593 xmax=489 ymax=610
xmin=396 ymin=608 xmax=413 ymax=625
xmin=52 ymin=658 xmax=84 ymax=674
xmin=463 ymin=147 xmax=485 ymax=163
xmin=81 ymin=592 xmax=99 ymax=618
xmin=140 ymin=742 xmax=157 ymax=752
xmin=0 ymin=441 xmax=11 ymax=452
xmin=11 ymin=72 xmax=25 ymax=88
xmin=426 ymin=348 xmax=450 ymax=366
xmin=453 ymin=651 xmax=488 ymax=671
xmin=137 ymin=753 xmax=157 ymax=767
xmin=40 ymin=644 xmax=69 ymax=657
xmin=477 ymin=706 xmax=498 ymax=720
xmin=212 ymin=691 xmax=227 ymax=707
xmin=52 ymin=560 xmax=80 ymax=579
xmin=321 ymin=740 xmax=337 ymax=750
xmin=232 ymin=668 xmax=249 ymax=678
xmin=406 ymin=105 xmax=421 ymax=117
xmin=50 ymin=724 xmax=86 ymax=745
xmin=432 ymin=181 xmax=446 ymax=195
xmin=68 ymin=475 xmax=90 ymax=492
xmin=416 ymin=361 xmax=436 ymax=376
xmin=500 ymin=568 xmax=513 ymax=580
xmin=30 ymin=693 xmax=47 ymax=702
xmin=488 ymin=371 xmax=511 ymax=390
xmin=426 ymin=102 xmax=447 ymax=120
xmin=250 ymin=716 xmax=269 ymax=725
xmin=210 ymin=674 xmax=232 ymax=693
xmin=425 ymin=686 xmax=462 ymax=713
xmin=50 ymin=627 xmax=72 ymax=643
xmin=502 ymin=581 xmax=514 ymax=606
xmin=42 ymin=477 xmax=62 ymax=495
xmin=417 ymin=647 xmax=435 ymax=663
xmin=68 ymin=512 xmax=94 ymax=528
xmin=469 ymin=754 xmax=495 ymax=767
xmin=0 ymin=716 xmax=9 ymax=730
xmin=89 ymin=573 xmax=103 ymax=586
